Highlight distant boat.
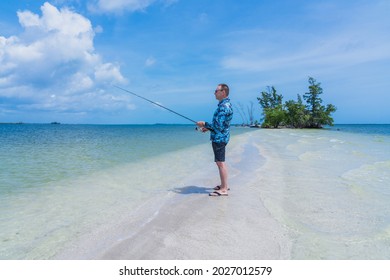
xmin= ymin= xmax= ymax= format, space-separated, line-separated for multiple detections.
xmin=50 ymin=122 xmax=61 ymax=125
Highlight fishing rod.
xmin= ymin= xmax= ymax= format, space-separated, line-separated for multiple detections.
xmin=114 ymin=85 xmax=202 ymax=128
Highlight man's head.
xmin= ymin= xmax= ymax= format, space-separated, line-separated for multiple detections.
xmin=214 ymin=83 xmax=229 ymax=100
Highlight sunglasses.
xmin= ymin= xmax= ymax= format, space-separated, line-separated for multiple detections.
xmin=214 ymin=89 xmax=224 ymax=93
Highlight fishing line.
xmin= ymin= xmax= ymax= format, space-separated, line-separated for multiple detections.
xmin=114 ymin=85 xmax=199 ymax=125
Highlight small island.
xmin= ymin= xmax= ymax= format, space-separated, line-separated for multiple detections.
xmin=233 ymin=77 xmax=336 ymax=129
xmin=257 ymin=77 xmax=336 ymax=128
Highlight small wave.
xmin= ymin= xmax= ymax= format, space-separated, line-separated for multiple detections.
xmin=342 ymin=161 xmax=390 ymax=196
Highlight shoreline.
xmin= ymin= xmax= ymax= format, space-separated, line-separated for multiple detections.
xmin=55 ymin=130 xmax=292 ymax=260
xmin=99 ymin=133 xmax=292 ymax=260
xmin=56 ymin=128 xmax=390 ymax=260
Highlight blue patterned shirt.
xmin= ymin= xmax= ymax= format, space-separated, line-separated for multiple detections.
xmin=205 ymin=98 xmax=233 ymax=143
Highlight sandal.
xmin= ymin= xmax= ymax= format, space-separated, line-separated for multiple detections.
xmin=213 ymin=185 xmax=231 ymax=191
xmin=209 ymin=191 xmax=228 ymax=197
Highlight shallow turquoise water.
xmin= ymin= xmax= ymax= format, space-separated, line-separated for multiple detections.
xmin=0 ymin=124 xmax=389 ymax=259
xmin=0 ymin=124 xmax=205 ymax=193
xmin=0 ymin=124 xmax=245 ymax=259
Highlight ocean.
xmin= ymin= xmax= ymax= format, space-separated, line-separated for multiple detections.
xmin=0 ymin=124 xmax=249 ymax=259
xmin=0 ymin=124 xmax=389 ymax=259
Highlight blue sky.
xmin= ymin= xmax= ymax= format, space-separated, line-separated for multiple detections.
xmin=0 ymin=0 xmax=389 ymax=124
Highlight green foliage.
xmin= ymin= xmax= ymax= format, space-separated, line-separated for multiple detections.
xmin=303 ymin=77 xmax=336 ymax=128
xmin=262 ymin=105 xmax=286 ymax=128
xmin=257 ymin=77 xmax=337 ymax=128
xmin=257 ymin=86 xmax=283 ymax=109
xmin=284 ymin=95 xmax=309 ymax=128
xmin=257 ymin=86 xmax=284 ymax=128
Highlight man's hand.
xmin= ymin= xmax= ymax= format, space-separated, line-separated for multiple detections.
xmin=196 ymin=121 xmax=205 ymax=127
xmin=196 ymin=121 xmax=208 ymax=133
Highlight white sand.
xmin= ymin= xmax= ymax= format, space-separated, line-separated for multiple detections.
xmin=56 ymin=128 xmax=390 ymax=260
xmin=56 ymin=130 xmax=292 ymax=259
xmin=101 ymin=130 xmax=292 ymax=260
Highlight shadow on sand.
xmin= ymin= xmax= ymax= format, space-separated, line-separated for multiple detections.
xmin=171 ymin=185 xmax=212 ymax=195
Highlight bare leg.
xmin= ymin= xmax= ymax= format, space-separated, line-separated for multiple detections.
xmin=216 ymin=161 xmax=228 ymax=193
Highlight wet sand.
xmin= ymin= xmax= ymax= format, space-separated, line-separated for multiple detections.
xmin=99 ymin=134 xmax=291 ymax=259
xmin=56 ymin=128 xmax=390 ymax=260
xmin=56 ymin=130 xmax=292 ymax=259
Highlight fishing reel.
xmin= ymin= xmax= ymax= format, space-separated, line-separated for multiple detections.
xmin=195 ymin=126 xmax=208 ymax=133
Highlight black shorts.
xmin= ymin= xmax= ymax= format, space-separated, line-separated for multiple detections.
xmin=212 ymin=142 xmax=227 ymax=162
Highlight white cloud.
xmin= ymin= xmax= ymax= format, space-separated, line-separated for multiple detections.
xmin=94 ymin=25 xmax=103 ymax=33
xmin=95 ymin=63 xmax=126 ymax=83
xmin=221 ymin=1 xmax=390 ymax=75
xmin=0 ymin=2 xmax=129 ymax=115
xmin=145 ymin=56 xmax=156 ymax=67
xmin=88 ymin=0 xmax=156 ymax=14
xmin=222 ymin=28 xmax=390 ymax=74
xmin=69 ymin=72 xmax=94 ymax=92
xmin=87 ymin=0 xmax=178 ymax=14
xmin=17 ymin=10 xmax=40 ymax=27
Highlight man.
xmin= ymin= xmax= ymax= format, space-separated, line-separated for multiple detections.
xmin=197 ymin=83 xmax=233 ymax=196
